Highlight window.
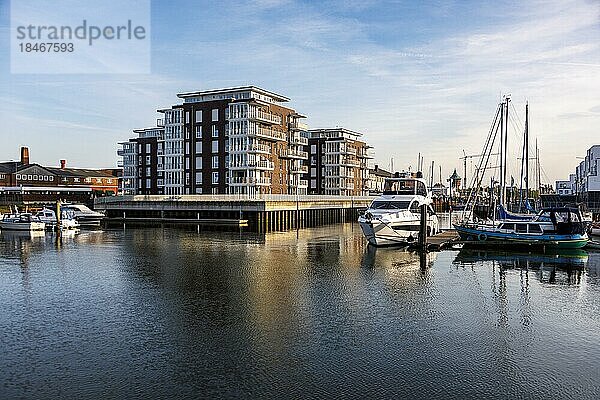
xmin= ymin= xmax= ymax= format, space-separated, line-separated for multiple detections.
xmin=529 ymin=224 xmax=542 ymax=233
xmin=310 ymin=179 xmax=316 ymax=188
xmin=195 ymin=172 xmax=202 ymax=184
xmin=371 ymin=201 xmax=411 ymax=210
xmin=212 ymin=109 xmax=219 ymax=121
xmin=185 ymin=158 xmax=189 ymax=169
xmin=516 ymin=224 xmax=528 ymax=233
xmin=212 ymin=172 xmax=219 ymax=184
xmin=310 ymin=167 xmax=317 ymax=177
xmin=195 ymin=125 xmax=202 ymax=138
xmin=146 ymin=156 xmax=151 ymax=164
xmin=212 ymin=141 xmax=219 ymax=153
xmin=196 ymin=156 xmax=202 ymax=167
xmin=212 ymin=125 xmax=219 ymax=137
xmin=212 ymin=156 xmax=219 ymax=169
xmin=501 ymin=223 xmax=515 ymax=231
xmin=146 ymin=167 xmax=151 ymax=176
xmin=50 ymin=176 xmax=54 ymax=181
xmin=146 ymin=143 xmax=151 ymax=153
xmin=196 ymin=142 xmax=202 ymax=154
xmin=146 ymin=179 xmax=151 ymax=187
xmin=185 ymin=111 xmax=190 ymax=123
xmin=195 ymin=187 xmax=203 ymax=194
xmin=195 ymin=110 xmax=202 ymax=122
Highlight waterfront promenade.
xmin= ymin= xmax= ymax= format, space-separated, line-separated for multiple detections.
xmin=95 ymin=194 xmax=374 ymax=231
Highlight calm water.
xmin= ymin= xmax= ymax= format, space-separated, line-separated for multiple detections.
xmin=1 ymin=224 xmax=600 ymax=399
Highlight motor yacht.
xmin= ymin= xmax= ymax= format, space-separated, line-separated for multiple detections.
xmin=35 ymin=208 xmax=80 ymax=230
xmin=358 ymin=173 xmax=440 ymax=246
xmin=61 ymin=204 xmax=104 ymax=227
xmin=0 ymin=213 xmax=46 ymax=231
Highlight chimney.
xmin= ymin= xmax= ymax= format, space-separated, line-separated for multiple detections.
xmin=20 ymin=147 xmax=30 ymax=165
xmin=60 ymin=159 xmax=66 ymax=169
xmin=374 ymin=164 xmax=379 ymax=171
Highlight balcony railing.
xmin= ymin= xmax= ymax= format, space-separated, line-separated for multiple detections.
xmin=289 ymin=121 xmax=309 ymax=131
xmin=230 ymin=177 xmax=272 ymax=186
xmin=230 ymin=143 xmax=271 ymax=154
xmin=251 ymin=110 xmax=282 ymax=125
xmin=230 ymin=161 xmax=274 ymax=170
xmin=289 ymin=136 xmax=308 ymax=146
xmin=282 ymin=149 xmax=308 ymax=159
xmin=289 ymin=165 xmax=308 ymax=174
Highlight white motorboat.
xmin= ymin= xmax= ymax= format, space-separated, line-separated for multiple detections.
xmin=0 ymin=213 xmax=46 ymax=231
xmin=35 ymin=208 xmax=80 ymax=230
xmin=358 ymin=173 xmax=440 ymax=246
xmin=61 ymin=204 xmax=104 ymax=227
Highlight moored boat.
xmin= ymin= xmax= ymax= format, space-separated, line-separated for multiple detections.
xmin=34 ymin=208 xmax=80 ymax=230
xmin=359 ymin=172 xmax=440 ymax=246
xmin=0 ymin=213 xmax=46 ymax=231
xmin=455 ymin=207 xmax=589 ymax=249
xmin=61 ymin=204 xmax=104 ymax=227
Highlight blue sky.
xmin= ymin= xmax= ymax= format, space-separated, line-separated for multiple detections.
xmin=1 ymin=0 xmax=599 ymax=183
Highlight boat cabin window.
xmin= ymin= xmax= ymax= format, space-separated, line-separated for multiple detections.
xmin=516 ymin=224 xmax=528 ymax=233
xmin=370 ymin=201 xmax=411 ymax=210
xmin=383 ymin=180 xmax=427 ymax=196
xmin=528 ymin=224 xmax=542 ymax=233
xmin=501 ymin=223 xmax=514 ymax=230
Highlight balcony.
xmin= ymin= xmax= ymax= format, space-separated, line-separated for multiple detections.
xmin=289 ymin=121 xmax=309 ymax=131
xmin=340 ymin=147 xmax=357 ymax=156
xmin=289 ymin=165 xmax=308 ymax=174
xmin=289 ymin=136 xmax=308 ymax=146
xmin=230 ymin=160 xmax=274 ymax=170
xmin=232 ymin=127 xmax=286 ymax=141
xmin=230 ymin=143 xmax=272 ymax=154
xmin=255 ymin=127 xmax=287 ymax=141
xmin=282 ymin=149 xmax=308 ymax=159
xmin=230 ymin=177 xmax=272 ymax=186
xmin=250 ymin=110 xmax=282 ymax=125
xmin=340 ymin=158 xmax=361 ymax=167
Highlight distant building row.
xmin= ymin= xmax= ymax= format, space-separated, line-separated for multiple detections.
xmin=118 ymin=86 xmax=374 ymax=197
xmin=555 ymin=144 xmax=600 ymax=213
xmin=0 ymin=147 xmax=118 ymax=203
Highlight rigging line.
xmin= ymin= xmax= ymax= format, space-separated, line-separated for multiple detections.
xmin=463 ymin=104 xmax=501 ymax=222
xmin=510 ymin=101 xmax=524 ymax=132
xmin=465 ymin=108 xmax=502 ymax=222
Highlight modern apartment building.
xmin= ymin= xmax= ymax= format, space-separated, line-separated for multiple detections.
xmin=554 ymin=145 xmax=600 ymax=215
xmin=305 ymin=128 xmax=372 ymax=196
xmin=119 ymin=127 xmax=165 ymax=195
xmin=118 ymin=86 xmax=310 ymax=196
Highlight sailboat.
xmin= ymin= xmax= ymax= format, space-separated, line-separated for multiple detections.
xmin=454 ymin=97 xmax=589 ymax=249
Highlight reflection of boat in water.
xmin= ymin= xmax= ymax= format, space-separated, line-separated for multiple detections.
xmin=0 ymin=229 xmax=46 ymax=240
xmin=453 ymin=248 xmax=587 ymax=285
xmin=362 ymin=244 xmax=438 ymax=271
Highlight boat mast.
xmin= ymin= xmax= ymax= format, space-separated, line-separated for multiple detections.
xmin=536 ymin=139 xmax=541 ymax=194
xmin=499 ymin=100 xmax=504 ymax=206
xmin=525 ymin=102 xmax=529 ymax=207
xmin=500 ymin=96 xmax=510 ymax=207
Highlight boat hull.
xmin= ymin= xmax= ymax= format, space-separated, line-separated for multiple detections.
xmin=454 ymin=225 xmax=588 ymax=249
